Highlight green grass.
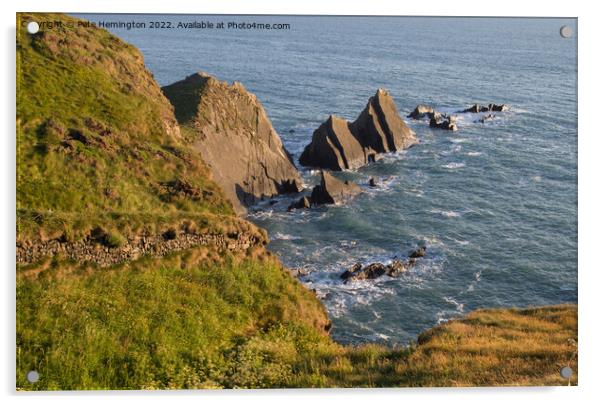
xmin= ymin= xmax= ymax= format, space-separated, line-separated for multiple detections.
xmin=17 ymin=253 xmax=578 ymax=390
xmin=17 ymin=13 xmax=234 ymax=242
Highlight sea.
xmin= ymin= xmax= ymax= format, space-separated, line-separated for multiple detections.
xmin=79 ymin=14 xmax=578 ymax=345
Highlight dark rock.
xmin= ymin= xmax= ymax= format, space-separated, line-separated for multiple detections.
xmin=310 ymin=171 xmax=361 ymax=205
xmin=429 ymin=113 xmax=458 ymax=131
xmin=408 ymin=104 xmax=435 ymax=120
xmin=162 ymin=72 xmax=302 ymax=214
xmin=345 ymin=263 xmax=387 ymax=281
xmin=386 ymin=260 xmax=408 ymax=277
xmin=299 ymin=115 xmax=366 ymax=171
xmin=341 ymin=262 xmax=363 ymax=280
xmin=300 ymin=89 xmax=417 ymax=170
xmin=368 ymin=177 xmax=377 ymax=187
xmin=287 ymin=196 xmax=311 ymax=211
xmin=459 ymin=103 xmax=509 ymax=113
xmin=488 ymin=103 xmax=509 ymax=112
xmin=409 ymin=246 xmax=427 ymax=259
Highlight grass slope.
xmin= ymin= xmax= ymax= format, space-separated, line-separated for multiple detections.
xmin=17 ymin=260 xmax=577 ymax=390
xmin=17 ymin=13 xmax=234 ymax=243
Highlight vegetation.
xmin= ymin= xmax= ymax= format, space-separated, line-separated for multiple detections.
xmin=17 ymin=257 xmax=577 ymax=390
xmin=16 ymin=13 xmax=578 ymax=391
xmin=17 ymin=13 xmax=234 ymax=244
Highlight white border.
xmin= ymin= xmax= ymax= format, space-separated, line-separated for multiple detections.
xmin=2 ymin=1 xmax=601 ymax=403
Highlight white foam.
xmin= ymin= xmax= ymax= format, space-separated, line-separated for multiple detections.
xmin=272 ymin=232 xmax=301 ymax=241
xmin=466 ymin=151 xmax=482 ymax=157
xmin=441 ymin=162 xmax=465 ymax=169
xmin=430 ymin=209 xmax=461 ymax=218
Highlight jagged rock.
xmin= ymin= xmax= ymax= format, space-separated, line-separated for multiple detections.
xmin=310 ymin=171 xmax=361 ymax=205
xmin=287 ymin=196 xmax=311 ymax=211
xmin=299 ymin=89 xmax=417 ymax=170
xmin=368 ymin=177 xmax=377 ymax=187
xmin=299 ymin=115 xmax=366 ymax=171
xmin=162 ymin=72 xmax=302 ymax=214
xmin=459 ymin=103 xmax=509 ymax=113
xmin=408 ymin=104 xmax=435 ymax=120
xmin=341 ymin=260 xmax=408 ymax=281
xmin=341 ymin=262 xmax=363 ymax=280
xmin=429 ymin=113 xmax=458 ymax=131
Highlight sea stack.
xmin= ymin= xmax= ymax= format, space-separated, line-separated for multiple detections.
xmin=299 ymin=89 xmax=418 ymax=170
xmin=162 ymin=72 xmax=302 ymax=214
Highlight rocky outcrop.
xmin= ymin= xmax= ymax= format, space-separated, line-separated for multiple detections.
xmin=408 ymin=105 xmax=458 ymax=131
xmin=408 ymin=104 xmax=435 ymax=120
xmin=287 ymin=171 xmax=361 ymax=210
xmin=459 ymin=103 xmax=509 ymax=113
xmin=299 ymin=89 xmax=417 ymax=170
xmin=429 ymin=113 xmax=458 ymax=131
xmin=162 ymin=72 xmax=302 ymax=214
xmin=341 ymin=246 xmax=427 ymax=282
xmin=310 ymin=171 xmax=361 ymax=205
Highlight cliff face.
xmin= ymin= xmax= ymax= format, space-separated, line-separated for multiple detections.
xmin=299 ymin=89 xmax=418 ymax=170
xmin=162 ymin=72 xmax=302 ymax=214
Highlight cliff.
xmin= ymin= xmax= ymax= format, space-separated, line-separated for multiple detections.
xmin=162 ymin=72 xmax=302 ymax=214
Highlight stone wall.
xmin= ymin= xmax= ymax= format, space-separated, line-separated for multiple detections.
xmin=17 ymin=231 xmax=262 ymax=268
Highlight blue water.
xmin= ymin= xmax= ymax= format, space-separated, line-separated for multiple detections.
xmin=81 ymin=15 xmax=578 ymax=345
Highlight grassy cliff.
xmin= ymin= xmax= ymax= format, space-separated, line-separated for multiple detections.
xmin=16 ymin=13 xmax=577 ymax=390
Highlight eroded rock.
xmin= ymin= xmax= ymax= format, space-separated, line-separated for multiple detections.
xmin=162 ymin=72 xmax=302 ymax=214
xmin=300 ymin=89 xmax=417 ymax=170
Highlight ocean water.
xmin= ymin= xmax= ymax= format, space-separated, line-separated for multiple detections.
xmin=82 ymin=15 xmax=578 ymax=345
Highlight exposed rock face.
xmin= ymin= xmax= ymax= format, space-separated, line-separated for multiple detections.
xmin=310 ymin=171 xmax=361 ymax=205
xmin=287 ymin=171 xmax=361 ymax=211
xmin=162 ymin=72 xmax=302 ymax=214
xmin=299 ymin=89 xmax=417 ymax=170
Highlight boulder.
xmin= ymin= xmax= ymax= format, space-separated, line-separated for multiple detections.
xmin=386 ymin=260 xmax=408 ymax=277
xmin=162 ymin=72 xmax=302 ymax=214
xmin=368 ymin=177 xmax=377 ymax=187
xmin=429 ymin=113 xmax=458 ymax=131
xmin=409 ymin=246 xmax=427 ymax=259
xmin=341 ymin=262 xmax=363 ymax=280
xmin=488 ymin=103 xmax=509 ymax=112
xmin=287 ymin=196 xmax=311 ymax=211
xmin=310 ymin=171 xmax=361 ymax=205
xmin=300 ymin=89 xmax=417 ymax=170
xmin=408 ymin=104 xmax=435 ymax=120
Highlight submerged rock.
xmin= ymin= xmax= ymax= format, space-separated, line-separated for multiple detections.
xmin=299 ymin=89 xmax=417 ymax=170
xmin=162 ymin=72 xmax=302 ymax=214
xmin=368 ymin=177 xmax=378 ymax=187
